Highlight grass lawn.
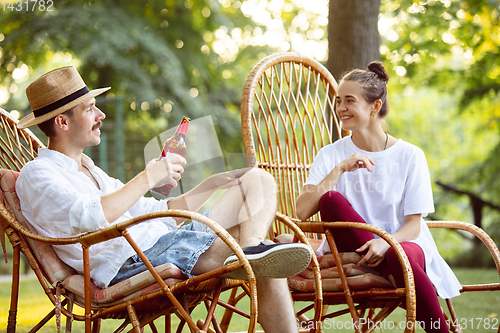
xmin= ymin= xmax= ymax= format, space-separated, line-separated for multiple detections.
xmin=0 ymin=268 xmax=498 ymax=332
xmin=295 ymin=268 xmax=499 ymax=333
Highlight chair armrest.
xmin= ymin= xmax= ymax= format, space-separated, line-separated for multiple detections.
xmin=427 ymin=221 xmax=500 ymax=287
xmin=0 ymin=202 xmax=79 ymax=245
xmin=294 ymin=219 xmax=416 ymax=327
xmin=2 ymin=202 xmax=257 ymax=289
xmin=1 ymin=202 xmax=253 ymax=277
xmin=275 ymin=212 xmax=323 ymax=324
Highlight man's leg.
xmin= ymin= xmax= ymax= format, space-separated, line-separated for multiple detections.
xmin=211 ymin=167 xmax=277 ymax=248
xmin=192 ymin=168 xmax=301 ymax=333
xmin=191 ymin=167 xmax=277 ymax=273
xmin=193 ymin=167 xmax=310 ymax=275
xmin=256 ymin=278 xmax=298 ymax=333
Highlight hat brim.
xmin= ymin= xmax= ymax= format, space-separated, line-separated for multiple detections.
xmin=18 ymin=87 xmax=111 ymax=129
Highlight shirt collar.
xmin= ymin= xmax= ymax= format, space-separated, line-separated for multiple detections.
xmin=37 ymin=148 xmax=95 ymax=171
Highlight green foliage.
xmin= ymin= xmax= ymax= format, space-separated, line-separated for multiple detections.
xmin=381 ymin=0 xmax=500 ymax=256
xmin=381 ymin=1 xmax=500 ymax=154
xmin=381 ymin=0 xmax=500 ymax=105
xmin=0 ymin=0 xmax=271 ymax=179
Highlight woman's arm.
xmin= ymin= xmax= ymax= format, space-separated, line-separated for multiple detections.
xmin=296 ymin=153 xmax=376 ymax=221
xmin=357 ymin=214 xmax=422 ymax=267
xmin=296 ymin=166 xmax=344 ymax=221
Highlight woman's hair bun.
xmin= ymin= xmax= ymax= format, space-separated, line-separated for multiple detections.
xmin=367 ymin=61 xmax=389 ymax=83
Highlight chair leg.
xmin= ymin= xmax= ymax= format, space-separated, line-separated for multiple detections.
xmin=83 ymin=247 xmax=92 ymax=333
xmin=445 ymin=299 xmax=462 ymax=333
xmin=91 ymin=318 xmax=101 ymax=333
xmin=219 ymin=286 xmax=238 ymax=332
xmin=165 ymin=314 xmax=171 ymax=333
xmin=149 ymin=322 xmax=159 ymax=333
xmin=7 ymin=245 xmax=20 ymax=333
xmin=196 ymin=319 xmax=216 ymax=333
xmin=325 ymin=230 xmax=361 ymax=333
xmin=30 ymin=307 xmax=57 ymax=332
xmin=175 ymin=317 xmax=186 ymax=333
xmin=126 ymin=302 xmax=141 ymax=333
xmin=200 ymin=285 xmax=222 ymax=332
xmin=66 ymin=294 xmax=74 ymax=333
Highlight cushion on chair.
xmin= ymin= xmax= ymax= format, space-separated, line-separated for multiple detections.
xmin=313 ymin=251 xmax=367 ymax=269
xmin=288 ymin=252 xmax=394 ymax=292
xmin=62 ymin=262 xmax=185 ymax=305
xmin=0 ymin=169 xmax=77 ymax=283
xmin=299 ymin=263 xmax=377 ymax=279
xmin=275 ymin=235 xmax=394 ymax=292
xmin=288 ymin=272 xmax=394 ymax=292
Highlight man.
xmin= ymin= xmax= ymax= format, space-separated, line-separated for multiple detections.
xmin=16 ymin=66 xmax=311 ymax=332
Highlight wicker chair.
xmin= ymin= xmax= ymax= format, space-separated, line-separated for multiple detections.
xmin=237 ymin=53 xmax=500 ymax=333
xmin=0 ymin=108 xmax=258 ymax=333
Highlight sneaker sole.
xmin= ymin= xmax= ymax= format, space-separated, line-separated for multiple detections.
xmin=223 ymin=244 xmax=312 ymax=280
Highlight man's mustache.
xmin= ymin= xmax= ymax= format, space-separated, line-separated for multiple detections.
xmin=92 ymin=121 xmax=102 ymax=131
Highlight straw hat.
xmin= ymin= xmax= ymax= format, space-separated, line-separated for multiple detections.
xmin=18 ymin=66 xmax=110 ymax=129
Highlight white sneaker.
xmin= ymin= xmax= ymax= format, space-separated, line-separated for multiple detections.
xmin=223 ymin=241 xmax=312 ymax=280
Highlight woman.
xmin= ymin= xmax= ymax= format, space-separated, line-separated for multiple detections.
xmin=296 ymin=61 xmax=461 ymax=333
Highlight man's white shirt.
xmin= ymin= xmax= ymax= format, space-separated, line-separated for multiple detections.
xmin=16 ymin=148 xmax=177 ymax=288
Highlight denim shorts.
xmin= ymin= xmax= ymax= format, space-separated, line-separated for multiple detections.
xmin=110 ymin=208 xmax=217 ymax=286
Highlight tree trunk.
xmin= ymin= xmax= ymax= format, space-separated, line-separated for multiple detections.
xmin=327 ymin=0 xmax=381 ymax=81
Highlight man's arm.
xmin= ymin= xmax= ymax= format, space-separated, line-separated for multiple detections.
xmin=100 ymin=155 xmax=185 ymax=223
xmin=167 ymin=168 xmax=250 ymax=224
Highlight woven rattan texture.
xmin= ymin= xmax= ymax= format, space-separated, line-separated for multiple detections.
xmin=0 ymin=108 xmax=44 ymax=171
xmin=241 ymin=53 xmax=343 ymax=235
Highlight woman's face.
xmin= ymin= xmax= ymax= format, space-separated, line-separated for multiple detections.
xmin=335 ymin=81 xmax=374 ymax=131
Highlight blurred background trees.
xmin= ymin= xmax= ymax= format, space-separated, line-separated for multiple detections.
xmin=0 ymin=0 xmax=499 ymax=267
xmin=0 ymin=0 xmax=270 ymax=181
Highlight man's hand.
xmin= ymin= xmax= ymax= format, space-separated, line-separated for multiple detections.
xmin=145 ymin=154 xmax=186 ymax=189
xmin=208 ymin=167 xmax=252 ymax=190
xmin=356 ymin=238 xmax=390 ymax=267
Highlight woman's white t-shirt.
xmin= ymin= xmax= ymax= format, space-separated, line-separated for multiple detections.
xmin=305 ymin=136 xmax=461 ymax=299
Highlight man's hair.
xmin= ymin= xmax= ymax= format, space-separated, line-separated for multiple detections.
xmin=37 ymin=107 xmax=75 ymax=138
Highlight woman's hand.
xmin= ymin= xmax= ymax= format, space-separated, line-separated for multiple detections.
xmin=296 ymin=153 xmax=374 ymax=221
xmin=356 ymin=215 xmax=422 ymax=268
xmin=356 ymin=238 xmax=390 ymax=267
xmin=339 ymin=153 xmax=376 ymax=173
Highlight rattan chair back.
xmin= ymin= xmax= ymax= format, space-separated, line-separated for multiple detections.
xmin=240 ymin=53 xmax=500 ymax=333
xmin=0 ymin=108 xmax=44 ymax=171
xmin=0 ymin=109 xmax=78 ymax=285
xmin=241 ymin=53 xmax=346 ymax=238
xmin=240 ymin=54 xmax=419 ymax=333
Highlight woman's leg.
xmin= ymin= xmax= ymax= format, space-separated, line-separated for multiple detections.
xmin=319 ymin=190 xmax=374 ymax=252
xmin=320 ymin=191 xmax=448 ymax=333
xmin=378 ymin=243 xmax=449 ymax=333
